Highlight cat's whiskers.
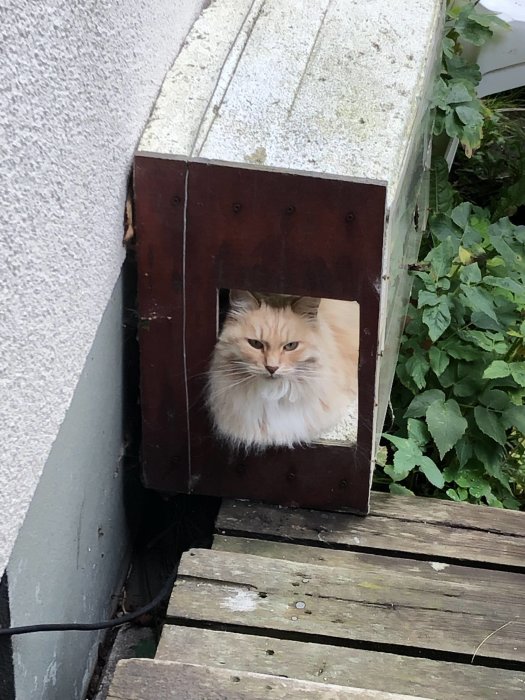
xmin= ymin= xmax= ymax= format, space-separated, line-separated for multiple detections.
xmin=209 ymin=375 xmax=254 ymax=398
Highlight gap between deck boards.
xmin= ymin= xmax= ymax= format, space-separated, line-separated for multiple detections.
xmin=164 ymin=616 xmax=525 ymax=673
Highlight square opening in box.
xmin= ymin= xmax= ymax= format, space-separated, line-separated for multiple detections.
xmin=209 ymin=289 xmax=359 ymax=450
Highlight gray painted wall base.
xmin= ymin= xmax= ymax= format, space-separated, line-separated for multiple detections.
xmin=6 ymin=273 xmax=132 ymax=700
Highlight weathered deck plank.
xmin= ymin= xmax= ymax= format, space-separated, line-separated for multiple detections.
xmin=212 ymin=535 xmax=525 ymax=612
xmin=107 ymin=659 xmax=431 ymax=699
xmin=217 ymin=495 xmax=525 ymax=569
xmin=168 ymin=548 xmax=525 ymax=662
xmin=110 ymin=494 xmax=525 ymax=698
xmin=157 ymin=627 xmax=525 ymax=700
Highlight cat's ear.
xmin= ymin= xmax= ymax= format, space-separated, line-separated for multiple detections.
xmin=229 ymin=289 xmax=261 ymax=313
xmin=292 ymin=296 xmax=321 ymax=320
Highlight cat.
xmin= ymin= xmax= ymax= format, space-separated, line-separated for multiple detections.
xmin=206 ymin=290 xmax=358 ymax=450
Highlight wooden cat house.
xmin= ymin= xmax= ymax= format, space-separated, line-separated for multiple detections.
xmin=134 ymin=0 xmax=444 ymax=513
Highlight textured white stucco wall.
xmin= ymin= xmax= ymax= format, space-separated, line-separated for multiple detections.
xmin=0 ymin=0 xmax=205 ymax=576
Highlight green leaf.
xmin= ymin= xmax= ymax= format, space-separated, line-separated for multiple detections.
xmin=384 ymin=464 xmax=411 ymax=482
xmin=483 ymin=276 xmax=525 ymax=296
xmin=431 ymin=213 xmax=459 ymax=241
xmin=455 ymin=104 xmax=484 ymax=127
xmin=375 ymin=445 xmax=388 ymax=467
xmin=451 ymin=202 xmax=471 ymax=229
xmin=454 ymin=376 xmax=482 ymax=397
xmin=446 ymin=82 xmax=473 ymax=104
xmin=423 ymin=297 xmax=451 ymax=341
xmin=443 ymin=340 xmax=481 ymax=360
xmin=459 ymin=329 xmax=508 ymax=354
xmin=471 ymin=311 xmax=502 ymax=332
xmin=444 ymin=55 xmax=481 ymax=85
xmin=418 ymin=457 xmax=445 ymax=489
xmin=383 ymin=436 xmax=428 ymax=482
xmin=426 ymin=238 xmax=457 ymax=278
xmin=483 ymin=360 xmax=511 ymax=379
xmin=509 ymin=362 xmax=525 ymax=387
xmin=460 ymin=285 xmax=498 ymax=321
xmin=389 ymin=484 xmax=415 ymax=497
xmin=502 ymin=404 xmax=525 ymax=433
xmin=469 ymin=12 xmax=508 ymax=30
xmin=429 ymin=346 xmax=450 ymax=377
xmin=404 ymin=389 xmax=445 ymax=418
xmin=429 ymin=159 xmax=456 ymax=216
xmin=474 ymin=406 xmax=507 ymax=445
xmin=473 ymin=440 xmax=511 ymax=492
xmin=479 ymin=389 xmax=510 ymax=411
xmin=469 ymin=482 xmax=492 ymax=500
xmin=405 ymin=353 xmax=430 ymax=390
xmin=407 ymin=418 xmax=430 ymax=447
xmin=489 ymin=229 xmax=523 ymax=270
xmin=459 ymin=262 xmax=481 ymax=284
xmin=445 ymin=110 xmax=464 ymax=139
xmin=455 ymin=436 xmax=473 ymax=467
xmin=460 ymin=122 xmax=483 ymax=156
xmin=418 ymin=290 xmax=440 ymax=308
xmin=426 ymin=399 xmax=468 ymax=459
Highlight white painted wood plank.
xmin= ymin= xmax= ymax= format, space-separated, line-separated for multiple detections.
xmin=139 ymin=0 xmax=265 ymax=157
xmin=139 ymin=0 xmax=443 ymax=203
xmin=200 ymin=0 xmax=441 ymax=203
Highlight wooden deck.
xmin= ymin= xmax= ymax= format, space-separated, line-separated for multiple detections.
xmin=109 ymin=492 xmax=525 ymax=699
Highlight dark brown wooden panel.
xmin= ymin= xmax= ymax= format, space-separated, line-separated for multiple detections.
xmin=135 ymin=154 xmax=386 ymax=509
xmin=134 ymin=155 xmax=189 ymax=490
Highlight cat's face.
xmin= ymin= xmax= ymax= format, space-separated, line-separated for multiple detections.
xmin=216 ymin=291 xmax=321 ymax=380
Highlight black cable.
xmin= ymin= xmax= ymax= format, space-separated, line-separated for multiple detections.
xmin=0 ymin=561 xmax=179 ymax=637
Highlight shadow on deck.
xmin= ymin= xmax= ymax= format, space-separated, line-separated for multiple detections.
xmin=108 ymin=492 xmax=525 ymax=698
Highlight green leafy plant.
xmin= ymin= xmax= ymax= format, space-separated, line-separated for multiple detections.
xmin=376 ymin=1 xmax=525 ymax=509
xmin=432 ymin=2 xmax=507 ymax=156
xmin=452 ymin=100 xmax=525 ymax=219
xmin=381 ymin=186 xmax=525 ymax=508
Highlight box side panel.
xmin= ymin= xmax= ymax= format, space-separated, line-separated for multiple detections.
xmin=134 ymin=155 xmax=190 ymax=491
xmin=374 ymin=2 xmax=445 ymax=452
xmin=135 ymin=156 xmax=385 ymax=510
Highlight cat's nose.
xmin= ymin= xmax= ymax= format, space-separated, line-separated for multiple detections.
xmin=265 ymin=365 xmax=278 ymax=375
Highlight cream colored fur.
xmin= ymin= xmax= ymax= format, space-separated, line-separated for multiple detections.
xmin=207 ymin=291 xmax=359 ymax=449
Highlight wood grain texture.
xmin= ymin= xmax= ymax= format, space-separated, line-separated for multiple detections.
xmin=217 ymin=494 xmax=525 ymax=568
xmin=157 ymin=627 xmax=525 ymax=700
xmin=368 ymin=492 xmax=525 ymax=534
xmin=107 ymin=659 xmax=431 ymax=699
xmin=212 ymin=536 xmax=525 ymax=613
xmin=169 ymin=549 xmax=525 ymax=662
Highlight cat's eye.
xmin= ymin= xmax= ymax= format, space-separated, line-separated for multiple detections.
xmin=283 ymin=341 xmax=299 ymax=351
xmin=247 ymin=338 xmax=264 ymax=350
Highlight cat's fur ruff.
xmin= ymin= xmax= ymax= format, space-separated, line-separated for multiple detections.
xmin=207 ymin=290 xmax=358 ymax=450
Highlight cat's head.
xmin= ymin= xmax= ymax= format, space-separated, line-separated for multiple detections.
xmin=215 ymin=290 xmax=321 ymax=380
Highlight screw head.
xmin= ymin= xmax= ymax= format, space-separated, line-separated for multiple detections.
xmin=171 ymin=195 xmax=182 ymax=206
xmin=232 ymin=202 xmax=242 ymax=213
xmin=285 ymin=205 xmax=296 ymax=215
xmin=345 ymin=212 xmax=355 ymax=223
